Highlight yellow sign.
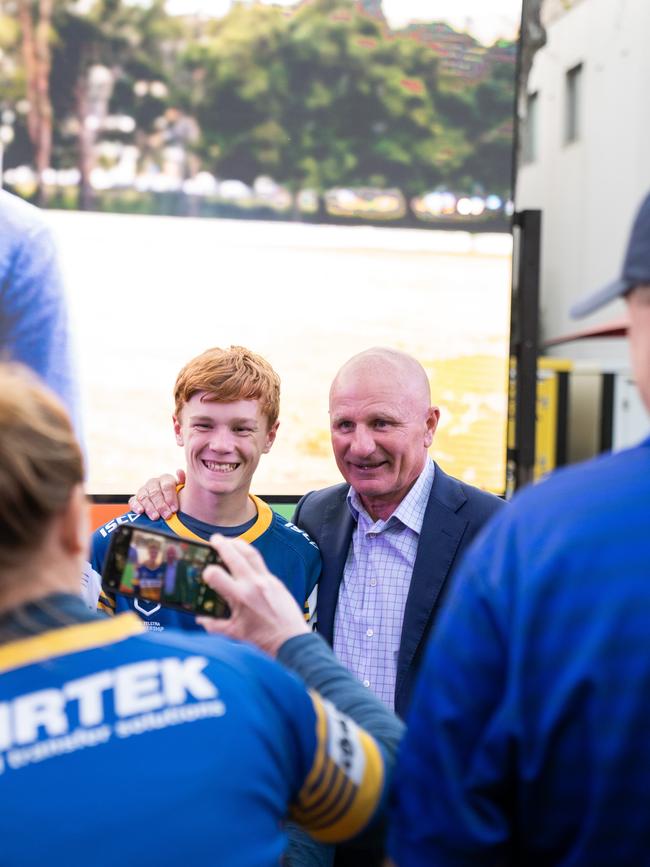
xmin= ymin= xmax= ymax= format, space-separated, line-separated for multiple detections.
xmin=535 ymin=358 xmax=572 ymax=480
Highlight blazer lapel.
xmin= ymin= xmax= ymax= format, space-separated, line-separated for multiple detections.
xmin=395 ymin=465 xmax=468 ymax=700
xmin=316 ymin=491 xmax=355 ymax=645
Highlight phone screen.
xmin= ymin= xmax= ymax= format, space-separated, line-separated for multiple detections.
xmin=102 ymin=525 xmax=230 ymax=618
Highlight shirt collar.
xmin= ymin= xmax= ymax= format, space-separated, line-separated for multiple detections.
xmin=346 ymin=458 xmax=435 ymax=534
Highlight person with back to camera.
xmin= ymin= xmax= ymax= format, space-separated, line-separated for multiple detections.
xmin=84 ymin=345 xmax=320 ymax=630
xmin=0 ymin=362 xmax=403 ymax=867
xmin=388 ymin=191 xmax=650 ymax=866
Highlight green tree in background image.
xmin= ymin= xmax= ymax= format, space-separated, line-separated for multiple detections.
xmin=184 ymin=0 xmax=477 ymax=214
xmin=49 ymin=0 xmax=181 ymax=209
xmin=2 ymin=0 xmax=517 ymax=221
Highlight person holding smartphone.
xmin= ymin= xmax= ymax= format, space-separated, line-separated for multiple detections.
xmin=84 ymin=345 xmax=320 ymax=631
xmin=0 ymin=362 xmax=402 ymax=867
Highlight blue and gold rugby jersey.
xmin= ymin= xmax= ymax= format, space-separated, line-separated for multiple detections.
xmin=85 ymin=493 xmax=320 ymax=631
xmin=0 ymin=609 xmax=384 ymax=866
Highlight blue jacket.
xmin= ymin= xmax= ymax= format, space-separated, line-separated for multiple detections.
xmin=390 ymin=437 xmax=650 ymax=866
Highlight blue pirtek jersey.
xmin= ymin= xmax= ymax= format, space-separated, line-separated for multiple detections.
xmin=0 ymin=613 xmax=384 ymax=866
xmin=86 ymin=494 xmax=320 ymax=631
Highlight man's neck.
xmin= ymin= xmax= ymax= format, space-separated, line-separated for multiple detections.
xmin=178 ymin=481 xmax=257 ymax=527
xmin=358 ymin=497 xmax=400 ymax=523
xmin=357 ymin=459 xmax=429 ymax=522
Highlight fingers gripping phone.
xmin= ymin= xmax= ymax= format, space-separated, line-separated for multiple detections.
xmin=102 ymin=525 xmax=231 ymax=618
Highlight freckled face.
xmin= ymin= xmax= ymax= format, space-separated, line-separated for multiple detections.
xmin=173 ymin=393 xmax=278 ymax=499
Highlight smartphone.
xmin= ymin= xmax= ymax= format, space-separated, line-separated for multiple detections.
xmin=101 ymin=524 xmax=231 ymax=618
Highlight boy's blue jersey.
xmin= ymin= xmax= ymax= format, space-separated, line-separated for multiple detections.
xmin=0 ymin=612 xmax=384 ymax=866
xmin=87 ymin=494 xmax=320 ymax=631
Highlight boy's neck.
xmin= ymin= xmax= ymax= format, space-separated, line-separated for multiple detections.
xmin=178 ymin=480 xmax=257 ymax=527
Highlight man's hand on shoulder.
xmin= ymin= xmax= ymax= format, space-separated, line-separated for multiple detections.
xmin=128 ymin=469 xmax=185 ymax=520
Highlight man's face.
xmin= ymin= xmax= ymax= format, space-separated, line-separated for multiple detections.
xmin=173 ymin=392 xmax=278 ymax=499
xmin=627 ymin=284 xmax=650 ymax=412
xmin=166 ymin=547 xmax=178 ymax=564
xmin=329 ymin=366 xmax=439 ymax=516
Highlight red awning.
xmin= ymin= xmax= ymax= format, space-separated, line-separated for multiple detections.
xmin=543 ymin=316 xmax=629 ymax=347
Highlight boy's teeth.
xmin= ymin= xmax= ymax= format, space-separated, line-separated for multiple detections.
xmin=204 ymin=461 xmax=238 ymax=472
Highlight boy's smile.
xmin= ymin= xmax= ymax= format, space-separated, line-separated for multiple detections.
xmin=173 ymin=392 xmax=279 ymax=523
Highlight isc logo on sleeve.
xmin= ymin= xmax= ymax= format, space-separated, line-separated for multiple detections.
xmin=284 ymin=522 xmax=319 ymax=550
xmin=98 ymin=513 xmax=139 ymax=538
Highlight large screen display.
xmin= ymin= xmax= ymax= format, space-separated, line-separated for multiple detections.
xmin=2 ymin=0 xmax=522 ymax=496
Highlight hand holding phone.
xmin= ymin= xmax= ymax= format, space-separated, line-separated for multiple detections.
xmin=198 ymin=535 xmax=309 ymax=656
xmin=102 ymin=525 xmax=231 ymax=618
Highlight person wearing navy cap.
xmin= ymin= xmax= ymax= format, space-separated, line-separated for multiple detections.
xmin=388 ymin=192 xmax=650 ymax=866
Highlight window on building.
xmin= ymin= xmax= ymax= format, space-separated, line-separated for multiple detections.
xmin=565 ymin=63 xmax=583 ymax=144
xmin=521 ymin=91 xmax=538 ymax=164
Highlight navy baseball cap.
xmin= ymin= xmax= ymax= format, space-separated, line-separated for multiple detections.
xmin=571 ymin=191 xmax=650 ymax=318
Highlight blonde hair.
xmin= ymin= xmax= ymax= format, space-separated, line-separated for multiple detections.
xmin=174 ymin=346 xmax=280 ymax=427
xmin=0 ymin=364 xmax=84 ymax=571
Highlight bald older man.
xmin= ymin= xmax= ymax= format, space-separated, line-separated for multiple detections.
xmin=130 ymin=348 xmax=503 ymax=717
xmin=293 ymin=348 xmax=504 ymax=718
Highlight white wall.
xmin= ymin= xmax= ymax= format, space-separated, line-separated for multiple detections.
xmin=517 ymin=0 xmax=650 ymax=360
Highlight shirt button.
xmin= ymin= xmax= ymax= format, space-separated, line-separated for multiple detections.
xmin=366 ymin=628 xmax=374 ymax=637
xmin=370 ymin=578 xmax=377 ymax=587
xmin=363 ymin=679 xmax=370 ymax=688
xmin=367 ymin=532 xmax=376 ymax=538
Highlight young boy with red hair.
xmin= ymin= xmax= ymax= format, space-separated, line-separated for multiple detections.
xmin=85 ymin=346 xmax=319 ymax=631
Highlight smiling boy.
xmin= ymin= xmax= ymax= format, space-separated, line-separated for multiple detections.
xmin=85 ymin=346 xmax=320 ymax=631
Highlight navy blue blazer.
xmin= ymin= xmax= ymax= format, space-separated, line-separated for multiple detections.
xmin=293 ymin=463 xmax=504 ymax=718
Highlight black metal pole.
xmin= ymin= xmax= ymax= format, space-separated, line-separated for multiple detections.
xmin=507 ymin=208 xmax=541 ymax=494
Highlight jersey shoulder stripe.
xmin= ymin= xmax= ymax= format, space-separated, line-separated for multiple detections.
xmin=0 ymin=614 xmax=144 ymax=674
xmin=290 ymin=691 xmax=384 ymax=843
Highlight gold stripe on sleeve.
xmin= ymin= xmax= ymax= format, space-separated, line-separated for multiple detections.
xmin=98 ymin=592 xmax=116 ymax=616
xmin=298 ymin=690 xmax=329 ymax=797
xmin=307 ymin=727 xmax=384 ymax=842
xmin=290 ymin=693 xmax=385 ymax=843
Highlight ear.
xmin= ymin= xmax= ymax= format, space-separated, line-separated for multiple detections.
xmin=173 ymin=414 xmax=184 ymax=447
xmin=424 ymin=406 xmax=440 ymax=448
xmin=59 ymin=484 xmax=90 ymax=557
xmin=263 ymin=420 xmax=280 ymax=454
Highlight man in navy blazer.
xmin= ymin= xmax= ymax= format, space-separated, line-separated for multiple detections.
xmin=294 ymin=348 xmax=504 ymax=719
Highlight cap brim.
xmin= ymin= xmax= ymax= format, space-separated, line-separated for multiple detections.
xmin=570 ymin=277 xmax=630 ymax=319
